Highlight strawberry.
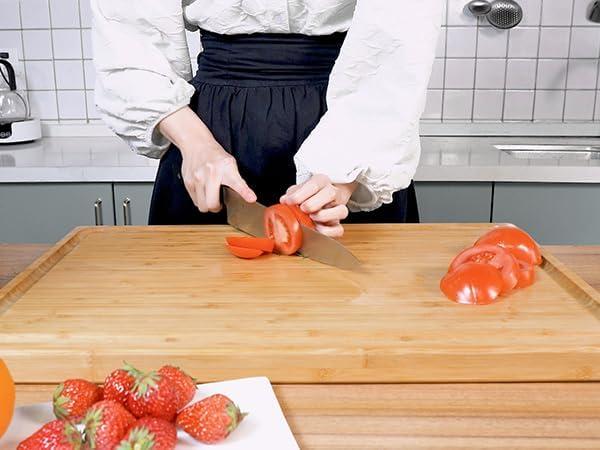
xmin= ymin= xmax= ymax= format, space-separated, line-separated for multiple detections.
xmin=53 ymin=379 xmax=103 ymax=422
xmin=17 ymin=419 xmax=82 ymax=450
xmin=127 ymin=369 xmax=179 ymax=421
xmin=115 ymin=417 xmax=177 ymax=450
xmin=158 ymin=365 xmax=197 ymax=410
xmin=176 ymin=394 xmax=246 ymax=444
xmin=103 ymin=363 xmax=141 ymax=407
xmin=83 ymin=400 xmax=136 ymax=450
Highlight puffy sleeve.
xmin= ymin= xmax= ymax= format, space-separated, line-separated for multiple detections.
xmin=91 ymin=0 xmax=196 ymax=158
xmin=294 ymin=0 xmax=444 ymax=212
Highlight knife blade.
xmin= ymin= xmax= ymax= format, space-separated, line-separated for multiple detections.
xmin=223 ymin=187 xmax=361 ymax=270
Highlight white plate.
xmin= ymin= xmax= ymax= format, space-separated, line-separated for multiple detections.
xmin=1 ymin=377 xmax=299 ymax=449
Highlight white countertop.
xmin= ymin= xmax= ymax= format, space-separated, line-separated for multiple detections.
xmin=1 ymin=136 xmax=600 ymax=184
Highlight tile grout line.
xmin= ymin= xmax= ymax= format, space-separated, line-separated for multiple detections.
xmin=501 ymin=28 xmax=510 ymax=121
xmin=531 ymin=0 xmax=545 ymax=122
xmin=440 ymin=0 xmax=449 ymax=122
xmin=592 ymin=28 xmax=600 ymax=120
xmin=470 ymin=17 xmax=481 ymax=122
xmin=76 ymin=0 xmax=90 ymax=123
xmin=47 ymin=0 xmax=61 ymax=123
xmin=561 ymin=0 xmax=578 ymax=122
xmin=16 ymin=1 xmax=30 ymax=111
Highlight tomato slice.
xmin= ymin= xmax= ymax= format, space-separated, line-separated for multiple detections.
xmin=226 ymin=236 xmax=275 ymax=253
xmin=440 ymin=262 xmax=505 ymax=305
xmin=287 ymin=204 xmax=316 ymax=230
xmin=515 ymin=262 xmax=536 ymax=289
xmin=476 ymin=225 xmax=542 ymax=266
xmin=227 ymin=245 xmax=264 ymax=259
xmin=264 ymin=204 xmax=303 ymax=255
xmin=448 ymin=244 xmax=519 ymax=293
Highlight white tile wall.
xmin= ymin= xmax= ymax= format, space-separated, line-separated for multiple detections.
xmin=0 ymin=0 xmax=599 ymax=125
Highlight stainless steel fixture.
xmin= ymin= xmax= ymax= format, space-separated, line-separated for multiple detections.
xmin=466 ymin=0 xmax=523 ymax=29
xmin=495 ymin=144 xmax=600 ymax=161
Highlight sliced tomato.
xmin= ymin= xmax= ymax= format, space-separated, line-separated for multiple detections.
xmin=264 ymin=204 xmax=303 ymax=255
xmin=440 ymin=262 xmax=505 ymax=305
xmin=226 ymin=236 xmax=275 ymax=253
xmin=516 ymin=262 xmax=536 ymax=289
xmin=227 ymin=245 xmax=264 ymax=259
xmin=448 ymin=244 xmax=519 ymax=293
xmin=476 ymin=225 xmax=542 ymax=266
xmin=286 ymin=204 xmax=316 ymax=230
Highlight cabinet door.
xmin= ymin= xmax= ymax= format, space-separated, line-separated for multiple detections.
xmin=113 ymin=183 xmax=154 ymax=225
xmin=0 ymin=183 xmax=114 ymax=243
xmin=493 ymin=183 xmax=600 ymax=245
xmin=415 ymin=182 xmax=493 ymax=223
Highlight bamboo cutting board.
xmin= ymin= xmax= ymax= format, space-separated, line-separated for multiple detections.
xmin=0 ymin=225 xmax=599 ymax=384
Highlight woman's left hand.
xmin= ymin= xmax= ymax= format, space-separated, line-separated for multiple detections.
xmin=280 ymin=174 xmax=357 ymax=238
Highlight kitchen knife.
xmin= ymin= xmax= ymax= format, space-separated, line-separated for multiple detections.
xmin=223 ymin=187 xmax=361 ymax=270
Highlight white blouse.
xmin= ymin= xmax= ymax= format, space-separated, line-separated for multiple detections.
xmin=92 ymin=0 xmax=443 ymax=211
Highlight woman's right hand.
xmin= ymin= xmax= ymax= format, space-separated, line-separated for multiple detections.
xmin=159 ymin=107 xmax=257 ymax=213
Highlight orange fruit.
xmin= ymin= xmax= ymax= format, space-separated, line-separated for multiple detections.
xmin=0 ymin=359 xmax=15 ymax=438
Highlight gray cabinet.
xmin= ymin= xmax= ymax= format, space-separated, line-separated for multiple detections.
xmin=0 ymin=183 xmax=114 ymax=243
xmin=113 ymin=183 xmax=154 ymax=226
xmin=493 ymin=183 xmax=600 ymax=245
xmin=416 ymin=182 xmax=493 ymax=223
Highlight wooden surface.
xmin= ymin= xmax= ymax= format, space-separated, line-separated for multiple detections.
xmin=3 ymin=241 xmax=600 ymax=449
xmin=13 ymin=383 xmax=600 ymax=449
xmin=1 ymin=225 xmax=599 ymax=384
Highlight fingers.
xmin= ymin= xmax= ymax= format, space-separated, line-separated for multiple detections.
xmin=204 ymin=163 xmax=222 ymax=213
xmin=300 ymin=185 xmax=337 ymax=214
xmin=310 ymin=204 xmax=349 ymax=223
xmin=315 ymin=221 xmax=345 ymax=238
xmin=281 ymin=174 xmax=330 ymax=205
xmin=222 ymin=159 xmax=257 ymax=203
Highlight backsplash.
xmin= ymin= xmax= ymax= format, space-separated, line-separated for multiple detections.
xmin=0 ymin=0 xmax=599 ymax=125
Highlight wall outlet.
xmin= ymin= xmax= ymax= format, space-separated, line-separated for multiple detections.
xmin=0 ymin=48 xmax=27 ymax=91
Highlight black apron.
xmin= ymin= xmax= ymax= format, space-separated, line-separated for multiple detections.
xmin=149 ymin=30 xmax=419 ymax=225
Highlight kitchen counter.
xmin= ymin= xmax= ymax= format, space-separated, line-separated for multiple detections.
xmin=2 ymin=243 xmax=600 ymax=449
xmin=1 ymin=136 xmax=600 ymax=183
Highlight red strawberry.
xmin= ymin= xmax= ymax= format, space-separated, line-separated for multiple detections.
xmin=115 ymin=417 xmax=177 ymax=450
xmin=103 ymin=363 xmax=141 ymax=407
xmin=158 ymin=365 xmax=197 ymax=410
xmin=17 ymin=419 xmax=82 ymax=450
xmin=83 ymin=400 xmax=136 ymax=450
xmin=53 ymin=379 xmax=103 ymax=422
xmin=127 ymin=369 xmax=179 ymax=421
xmin=176 ymin=394 xmax=246 ymax=444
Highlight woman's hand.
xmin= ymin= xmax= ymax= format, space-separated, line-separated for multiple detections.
xmin=280 ymin=174 xmax=357 ymax=238
xmin=159 ymin=107 xmax=256 ymax=213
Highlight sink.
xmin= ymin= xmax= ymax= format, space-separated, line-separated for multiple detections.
xmin=495 ymin=144 xmax=600 ymax=160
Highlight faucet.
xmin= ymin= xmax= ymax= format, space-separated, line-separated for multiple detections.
xmin=590 ymin=1 xmax=600 ymax=22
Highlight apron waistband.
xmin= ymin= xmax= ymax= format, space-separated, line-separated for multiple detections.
xmin=192 ymin=29 xmax=346 ymax=87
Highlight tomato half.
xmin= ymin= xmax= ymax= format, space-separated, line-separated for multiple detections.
xmin=287 ymin=204 xmax=316 ymax=230
xmin=448 ymin=244 xmax=519 ymax=293
xmin=227 ymin=245 xmax=264 ymax=259
xmin=226 ymin=236 xmax=275 ymax=253
xmin=440 ymin=262 xmax=505 ymax=305
xmin=516 ymin=262 xmax=536 ymax=289
xmin=264 ymin=204 xmax=303 ymax=255
xmin=476 ymin=225 xmax=542 ymax=266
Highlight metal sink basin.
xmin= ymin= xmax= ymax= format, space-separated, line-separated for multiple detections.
xmin=495 ymin=144 xmax=600 ymax=160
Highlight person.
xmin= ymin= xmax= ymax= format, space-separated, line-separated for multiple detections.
xmin=92 ymin=0 xmax=443 ymax=237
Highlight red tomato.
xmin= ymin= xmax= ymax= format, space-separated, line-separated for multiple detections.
xmin=264 ymin=204 xmax=303 ymax=255
xmin=448 ymin=244 xmax=519 ymax=293
xmin=476 ymin=225 xmax=542 ymax=266
xmin=440 ymin=262 xmax=505 ymax=305
xmin=226 ymin=236 xmax=275 ymax=253
xmin=516 ymin=262 xmax=536 ymax=289
xmin=227 ymin=245 xmax=264 ymax=259
xmin=287 ymin=204 xmax=316 ymax=230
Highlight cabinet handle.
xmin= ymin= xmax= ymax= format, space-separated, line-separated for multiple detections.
xmin=94 ymin=199 xmax=103 ymax=226
xmin=122 ymin=198 xmax=132 ymax=226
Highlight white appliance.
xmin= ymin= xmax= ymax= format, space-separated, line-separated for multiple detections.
xmin=0 ymin=52 xmax=42 ymax=144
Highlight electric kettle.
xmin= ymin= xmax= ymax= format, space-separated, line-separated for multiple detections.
xmin=0 ymin=52 xmax=41 ymax=144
